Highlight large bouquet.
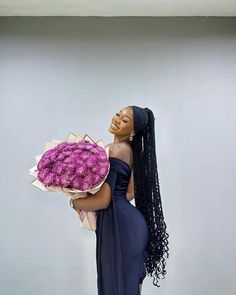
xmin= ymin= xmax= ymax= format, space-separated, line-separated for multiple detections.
xmin=29 ymin=132 xmax=110 ymax=231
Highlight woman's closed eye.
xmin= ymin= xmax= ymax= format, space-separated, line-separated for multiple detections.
xmin=115 ymin=113 xmax=128 ymax=123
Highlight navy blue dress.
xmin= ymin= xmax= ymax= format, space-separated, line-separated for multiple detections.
xmin=95 ymin=157 xmax=149 ymax=295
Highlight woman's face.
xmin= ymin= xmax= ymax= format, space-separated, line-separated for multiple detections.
xmin=108 ymin=107 xmax=134 ymax=137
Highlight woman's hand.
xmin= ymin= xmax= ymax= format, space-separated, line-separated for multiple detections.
xmin=68 ymin=196 xmax=82 ymax=214
xmin=69 ymin=198 xmax=81 ymax=213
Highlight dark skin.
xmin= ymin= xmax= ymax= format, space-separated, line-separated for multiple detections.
xmin=71 ymin=106 xmax=135 ymax=213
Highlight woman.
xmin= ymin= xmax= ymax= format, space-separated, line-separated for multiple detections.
xmin=71 ymin=105 xmax=169 ymax=295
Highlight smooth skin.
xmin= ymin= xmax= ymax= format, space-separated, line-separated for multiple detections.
xmin=71 ymin=106 xmax=143 ymax=293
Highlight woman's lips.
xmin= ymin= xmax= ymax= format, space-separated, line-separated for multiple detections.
xmin=111 ymin=123 xmax=119 ymax=129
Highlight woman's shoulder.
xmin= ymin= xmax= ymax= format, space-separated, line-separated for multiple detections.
xmin=105 ymin=142 xmax=133 ymax=166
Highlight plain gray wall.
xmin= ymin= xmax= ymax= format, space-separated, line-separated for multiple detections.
xmin=0 ymin=17 xmax=236 ymax=295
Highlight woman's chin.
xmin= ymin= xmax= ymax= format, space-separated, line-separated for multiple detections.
xmin=108 ymin=127 xmax=117 ymax=134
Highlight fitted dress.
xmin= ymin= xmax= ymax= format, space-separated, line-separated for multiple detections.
xmin=95 ymin=156 xmax=149 ymax=295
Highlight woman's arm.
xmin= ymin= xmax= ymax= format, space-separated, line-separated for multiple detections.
xmin=71 ymin=182 xmax=112 ymax=212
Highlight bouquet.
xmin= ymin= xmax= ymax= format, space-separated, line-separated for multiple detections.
xmin=29 ymin=132 xmax=110 ymax=231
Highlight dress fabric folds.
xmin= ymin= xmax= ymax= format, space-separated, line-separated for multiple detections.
xmin=95 ymin=156 xmax=148 ymax=295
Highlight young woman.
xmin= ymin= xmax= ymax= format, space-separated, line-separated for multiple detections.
xmin=71 ymin=105 xmax=169 ymax=295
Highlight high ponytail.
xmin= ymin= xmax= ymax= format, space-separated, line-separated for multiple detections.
xmin=130 ymin=106 xmax=169 ymax=287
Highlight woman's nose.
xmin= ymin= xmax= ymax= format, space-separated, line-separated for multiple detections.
xmin=114 ymin=118 xmax=120 ymax=125
xmin=113 ymin=117 xmax=119 ymax=124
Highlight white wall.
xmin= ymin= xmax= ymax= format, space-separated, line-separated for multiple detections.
xmin=0 ymin=17 xmax=236 ymax=295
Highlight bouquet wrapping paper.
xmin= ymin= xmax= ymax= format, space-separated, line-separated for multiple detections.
xmin=29 ymin=132 xmax=110 ymax=231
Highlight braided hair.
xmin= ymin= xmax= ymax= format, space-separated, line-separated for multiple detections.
xmin=129 ymin=105 xmax=169 ymax=287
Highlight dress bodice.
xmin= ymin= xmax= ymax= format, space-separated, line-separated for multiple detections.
xmin=105 ymin=157 xmax=132 ymax=199
xmin=108 ymin=157 xmax=132 ymax=175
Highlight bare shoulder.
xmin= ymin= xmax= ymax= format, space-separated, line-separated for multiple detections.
xmin=105 ymin=142 xmax=133 ymax=166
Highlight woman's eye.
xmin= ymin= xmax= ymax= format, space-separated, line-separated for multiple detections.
xmin=114 ymin=112 xmax=128 ymax=123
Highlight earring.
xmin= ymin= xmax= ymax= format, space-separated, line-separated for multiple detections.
xmin=129 ymin=132 xmax=134 ymax=142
